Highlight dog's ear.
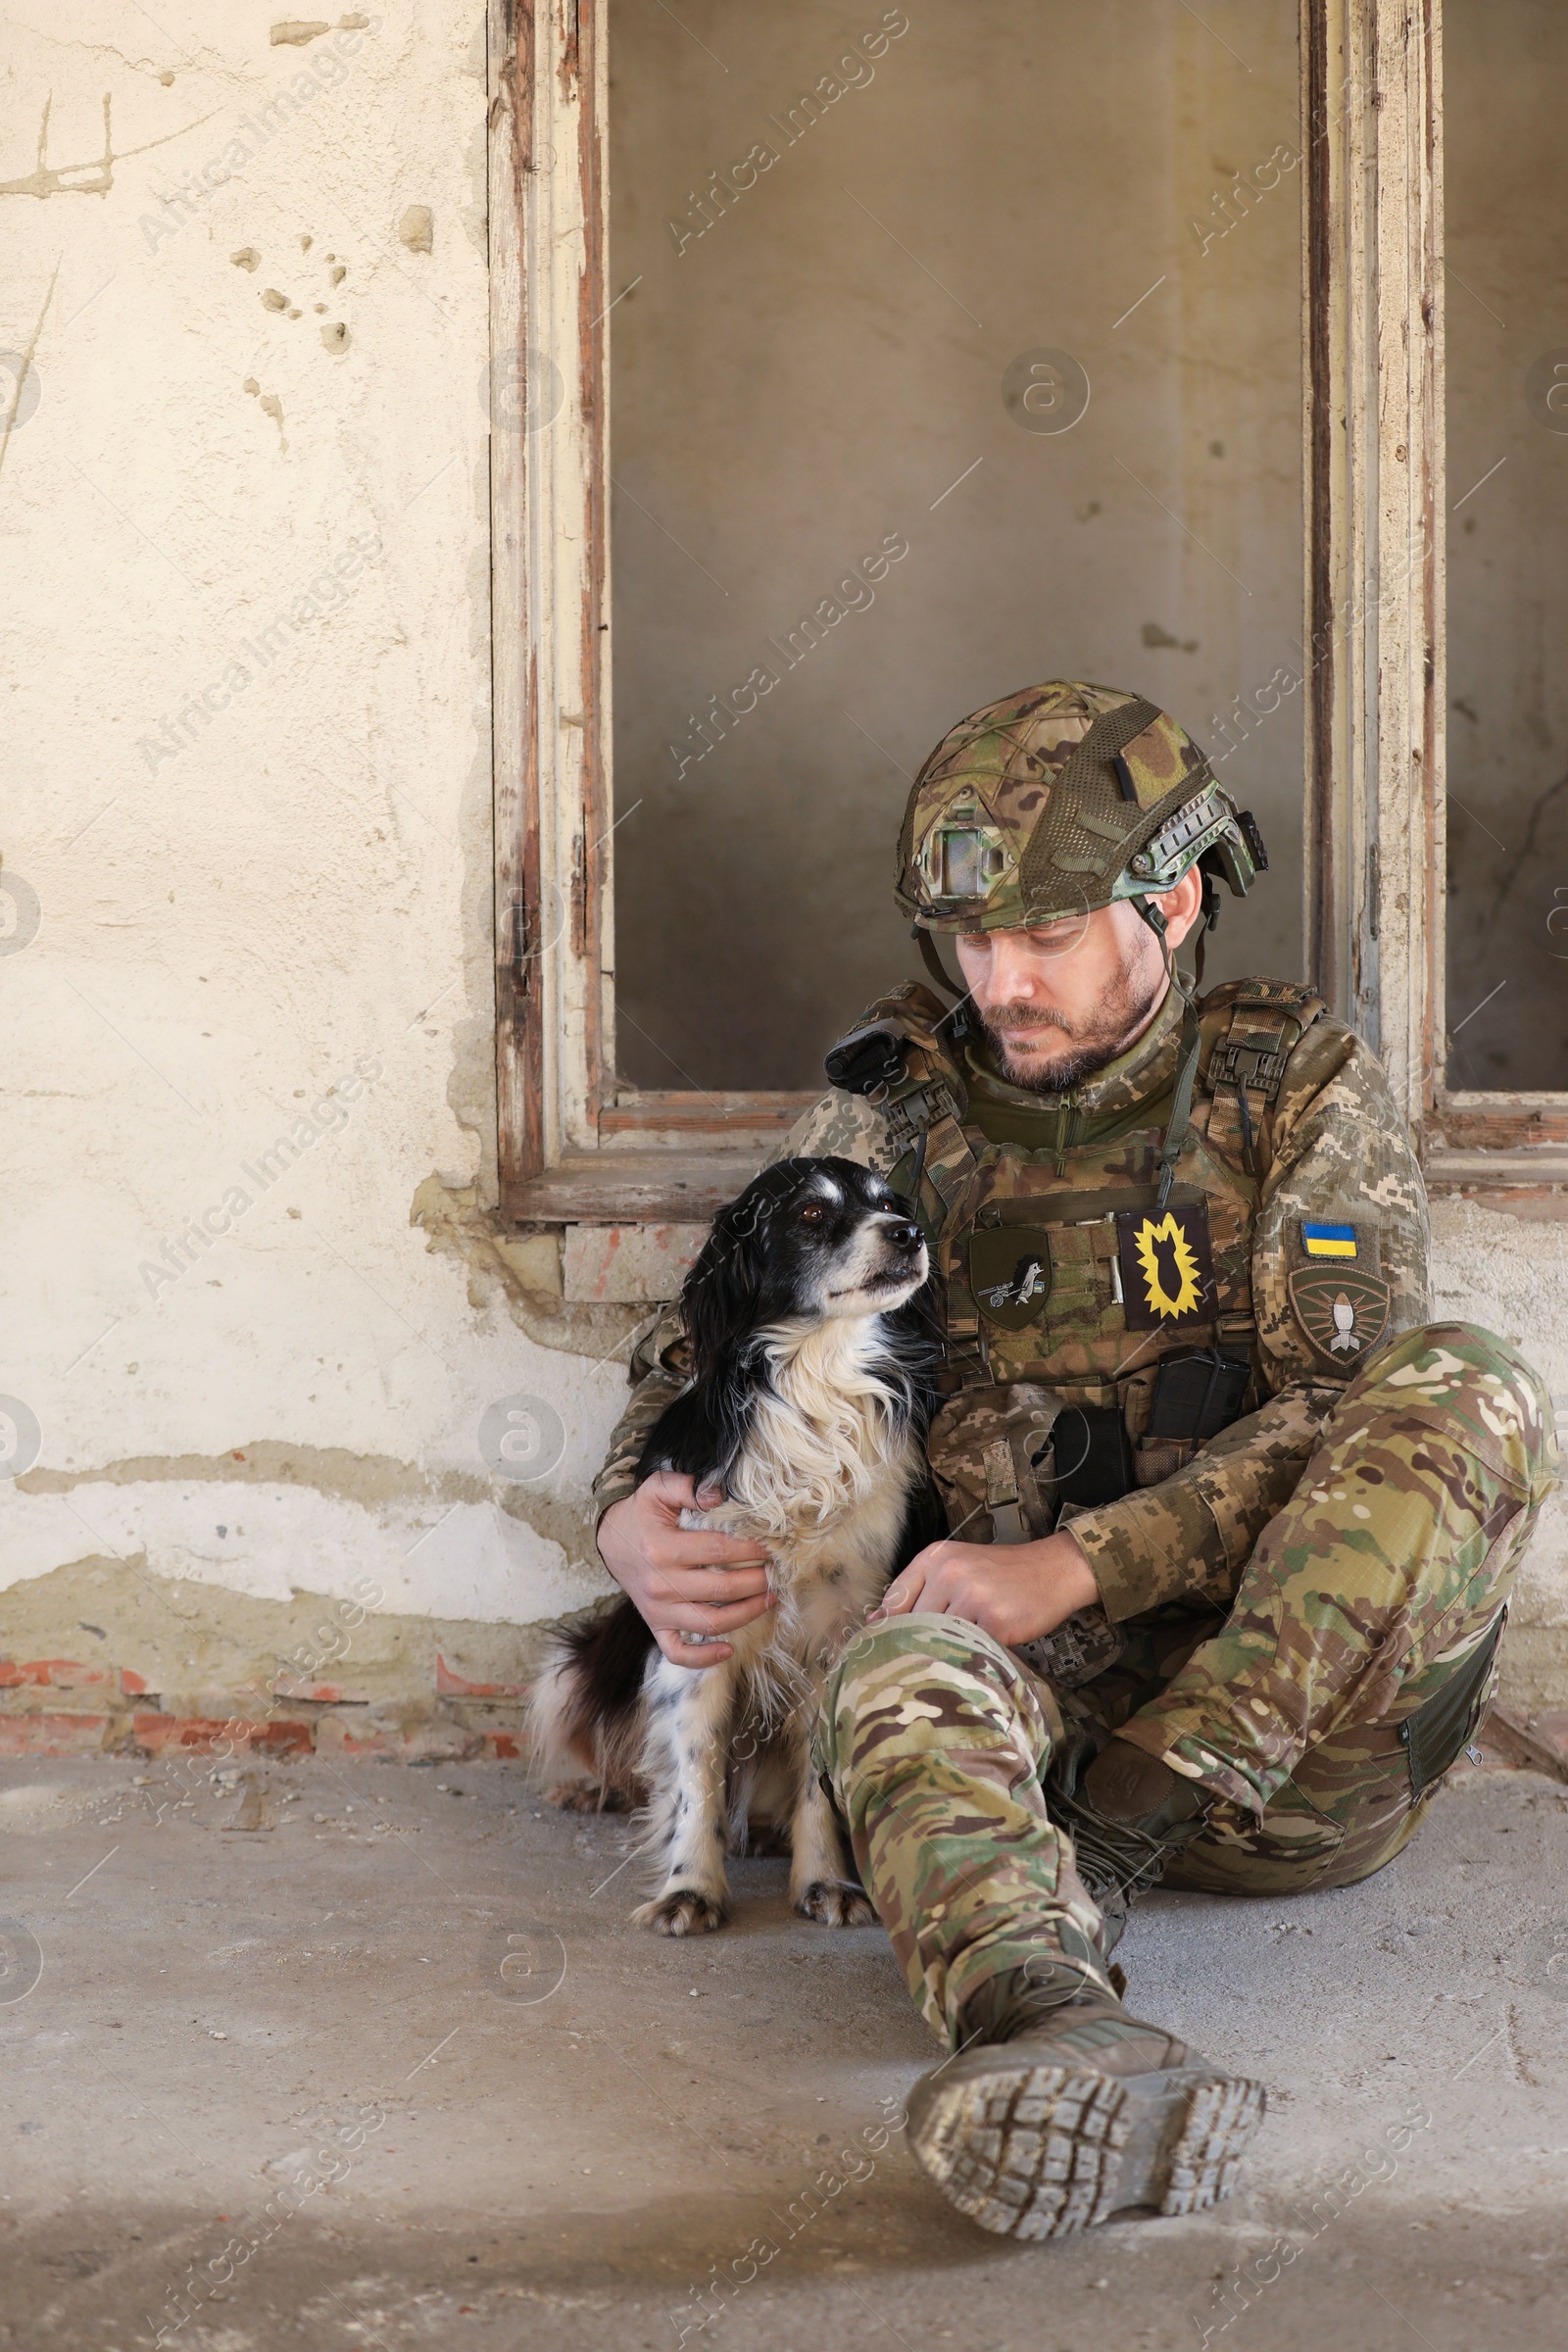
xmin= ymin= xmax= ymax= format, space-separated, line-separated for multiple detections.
xmin=679 ymin=1165 xmax=798 ymax=1381
xmin=680 ymin=1202 xmax=764 ymax=1383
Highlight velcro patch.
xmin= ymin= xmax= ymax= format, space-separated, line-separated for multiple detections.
xmin=1301 ymin=1220 xmax=1358 ymax=1259
xmin=1288 ymin=1265 xmax=1391 ymax=1366
xmin=969 ymin=1228 xmax=1054 ymax=1329
xmin=1115 ymin=1203 xmax=1215 ymax=1330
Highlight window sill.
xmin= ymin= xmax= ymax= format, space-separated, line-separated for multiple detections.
xmin=1431 ymin=1096 xmax=1568 ymax=1151
xmin=501 ymin=1092 xmax=816 ymax=1224
xmin=599 ymin=1090 xmax=814 ymax=1137
xmin=1425 ymin=1097 xmax=1568 ymax=1206
xmin=502 ymin=1148 xmax=773 ymax=1225
xmin=1425 ymin=1143 xmax=1568 ymax=1211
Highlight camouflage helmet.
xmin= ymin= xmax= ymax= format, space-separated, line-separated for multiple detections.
xmin=894 ymin=680 xmax=1266 ymax=934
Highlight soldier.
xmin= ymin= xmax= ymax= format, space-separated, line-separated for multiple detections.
xmin=592 ymin=681 xmax=1557 ymax=2240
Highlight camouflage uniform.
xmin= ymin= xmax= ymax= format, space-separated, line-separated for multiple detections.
xmin=814 ymin=1320 xmax=1552 ymax=2038
xmin=591 ymin=682 xmax=1559 ymax=2048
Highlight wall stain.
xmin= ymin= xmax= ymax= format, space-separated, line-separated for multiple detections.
xmin=16 ymin=1442 xmax=597 ymax=1569
xmin=18 ymin=1443 xmax=485 ymax=1507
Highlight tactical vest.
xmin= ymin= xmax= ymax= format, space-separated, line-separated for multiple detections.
xmin=825 ymin=974 xmax=1325 ymax=1494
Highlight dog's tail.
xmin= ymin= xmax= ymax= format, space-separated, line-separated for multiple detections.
xmin=526 ymin=1596 xmax=654 ymax=1804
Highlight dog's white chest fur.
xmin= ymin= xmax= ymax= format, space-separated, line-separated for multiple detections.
xmin=685 ymin=1316 xmax=922 ymax=1679
xmin=637 ymin=1315 xmax=923 ymax=1933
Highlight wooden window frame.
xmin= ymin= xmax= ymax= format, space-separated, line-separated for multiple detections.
xmin=486 ymin=0 xmax=812 ymax=1225
xmin=489 ymin=0 xmax=1565 ymax=1229
xmin=1303 ymin=0 xmax=1568 ymax=1196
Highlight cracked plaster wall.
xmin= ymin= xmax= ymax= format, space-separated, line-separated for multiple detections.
xmin=1430 ymin=1200 xmax=1568 ymax=1722
xmin=1 ymin=3 xmax=624 ymax=1718
xmin=3 ymin=7 xmax=1568 ymax=1736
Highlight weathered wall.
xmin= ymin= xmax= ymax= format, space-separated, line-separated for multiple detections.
xmin=1 ymin=4 xmax=626 ymax=1757
xmin=1 ymin=4 xmax=1566 ymax=1755
xmin=1430 ymin=1200 xmax=1568 ymax=1730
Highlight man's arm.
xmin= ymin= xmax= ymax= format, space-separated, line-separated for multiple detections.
xmin=1055 ymin=1015 xmax=1431 ymax=1623
xmin=590 ymin=1307 xmax=689 ymax=1530
xmin=592 ymin=1309 xmax=776 ymax=1664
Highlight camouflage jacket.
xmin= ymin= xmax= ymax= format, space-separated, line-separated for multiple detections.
xmin=591 ymin=976 xmax=1431 ymax=1627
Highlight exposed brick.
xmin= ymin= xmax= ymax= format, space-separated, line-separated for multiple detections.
xmin=1528 ymin=1709 xmax=1568 ymax=1767
xmin=563 ymin=1221 xmax=705 ymax=1303
xmin=0 ymin=1713 xmax=112 ymax=1757
xmin=270 ymin=1678 xmax=382 ymax=1704
xmin=435 ymin=1653 xmax=531 ymax=1699
xmin=1478 ymin=1706 xmax=1568 ymax=1783
xmin=0 ymin=1689 xmax=119 ymax=1719
xmin=135 ymin=1687 xmax=271 ymax=1724
xmin=317 ymin=1711 xmax=482 ymax=1763
xmin=129 ymin=1715 xmax=315 ymax=1757
xmin=315 ymin=1718 xmax=401 ymax=1759
xmin=0 ymin=1657 xmax=116 ymax=1690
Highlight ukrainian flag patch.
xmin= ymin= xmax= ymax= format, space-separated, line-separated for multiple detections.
xmin=1301 ymin=1220 xmax=1358 ymax=1259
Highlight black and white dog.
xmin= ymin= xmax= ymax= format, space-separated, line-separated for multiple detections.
xmin=529 ymin=1156 xmax=936 ymax=1936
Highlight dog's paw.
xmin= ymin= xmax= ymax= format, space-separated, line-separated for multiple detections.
xmin=632 ymin=1888 xmax=728 ymax=1936
xmin=796 ymin=1880 xmax=876 ymax=1929
xmin=547 ymin=1780 xmax=632 ymax=1814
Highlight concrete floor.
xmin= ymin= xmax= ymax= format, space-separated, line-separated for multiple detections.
xmin=1 ymin=1754 xmax=1566 ymax=2352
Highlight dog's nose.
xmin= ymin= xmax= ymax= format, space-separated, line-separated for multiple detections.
xmin=886 ymin=1219 xmax=923 ymax=1254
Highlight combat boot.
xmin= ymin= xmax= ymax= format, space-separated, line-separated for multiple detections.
xmin=906 ymin=1956 xmax=1266 ymax=2239
xmin=1050 ymin=1735 xmax=1211 ymax=1954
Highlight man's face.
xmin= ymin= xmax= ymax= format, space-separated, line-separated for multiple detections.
xmin=951 ymin=871 xmax=1202 ymax=1093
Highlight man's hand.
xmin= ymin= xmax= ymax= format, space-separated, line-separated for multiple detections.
xmin=597 ymin=1470 xmax=774 ymax=1668
xmin=869 ymin=1529 xmax=1101 ymax=1649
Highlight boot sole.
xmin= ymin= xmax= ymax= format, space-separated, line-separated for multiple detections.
xmin=906 ymin=2053 xmax=1266 ymax=2239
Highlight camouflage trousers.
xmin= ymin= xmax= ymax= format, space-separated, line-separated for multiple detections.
xmin=815 ymin=1323 xmax=1558 ymax=2044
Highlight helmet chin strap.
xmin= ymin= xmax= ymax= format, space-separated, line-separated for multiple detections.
xmin=1132 ymin=892 xmax=1200 ymax=1004
xmin=1133 ymin=894 xmax=1202 ymax=1214
xmin=913 ymin=925 xmax=965 ymax=1004
xmin=1192 ymin=872 xmax=1219 ymax=989
xmin=1133 ymin=893 xmax=1183 ymax=992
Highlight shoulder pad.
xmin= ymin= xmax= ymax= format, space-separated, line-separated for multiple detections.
xmin=1197 ymin=976 xmax=1326 ymax=1024
xmin=1197 ymin=976 xmax=1327 ymax=1105
xmin=824 ymin=1023 xmax=908 ymax=1096
xmin=824 ymin=982 xmax=966 ymax=1100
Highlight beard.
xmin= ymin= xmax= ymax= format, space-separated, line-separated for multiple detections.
xmin=979 ymin=949 xmax=1167 ymax=1095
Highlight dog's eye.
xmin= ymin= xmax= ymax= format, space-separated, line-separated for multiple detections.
xmin=799 ymin=1202 xmax=828 ymax=1223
